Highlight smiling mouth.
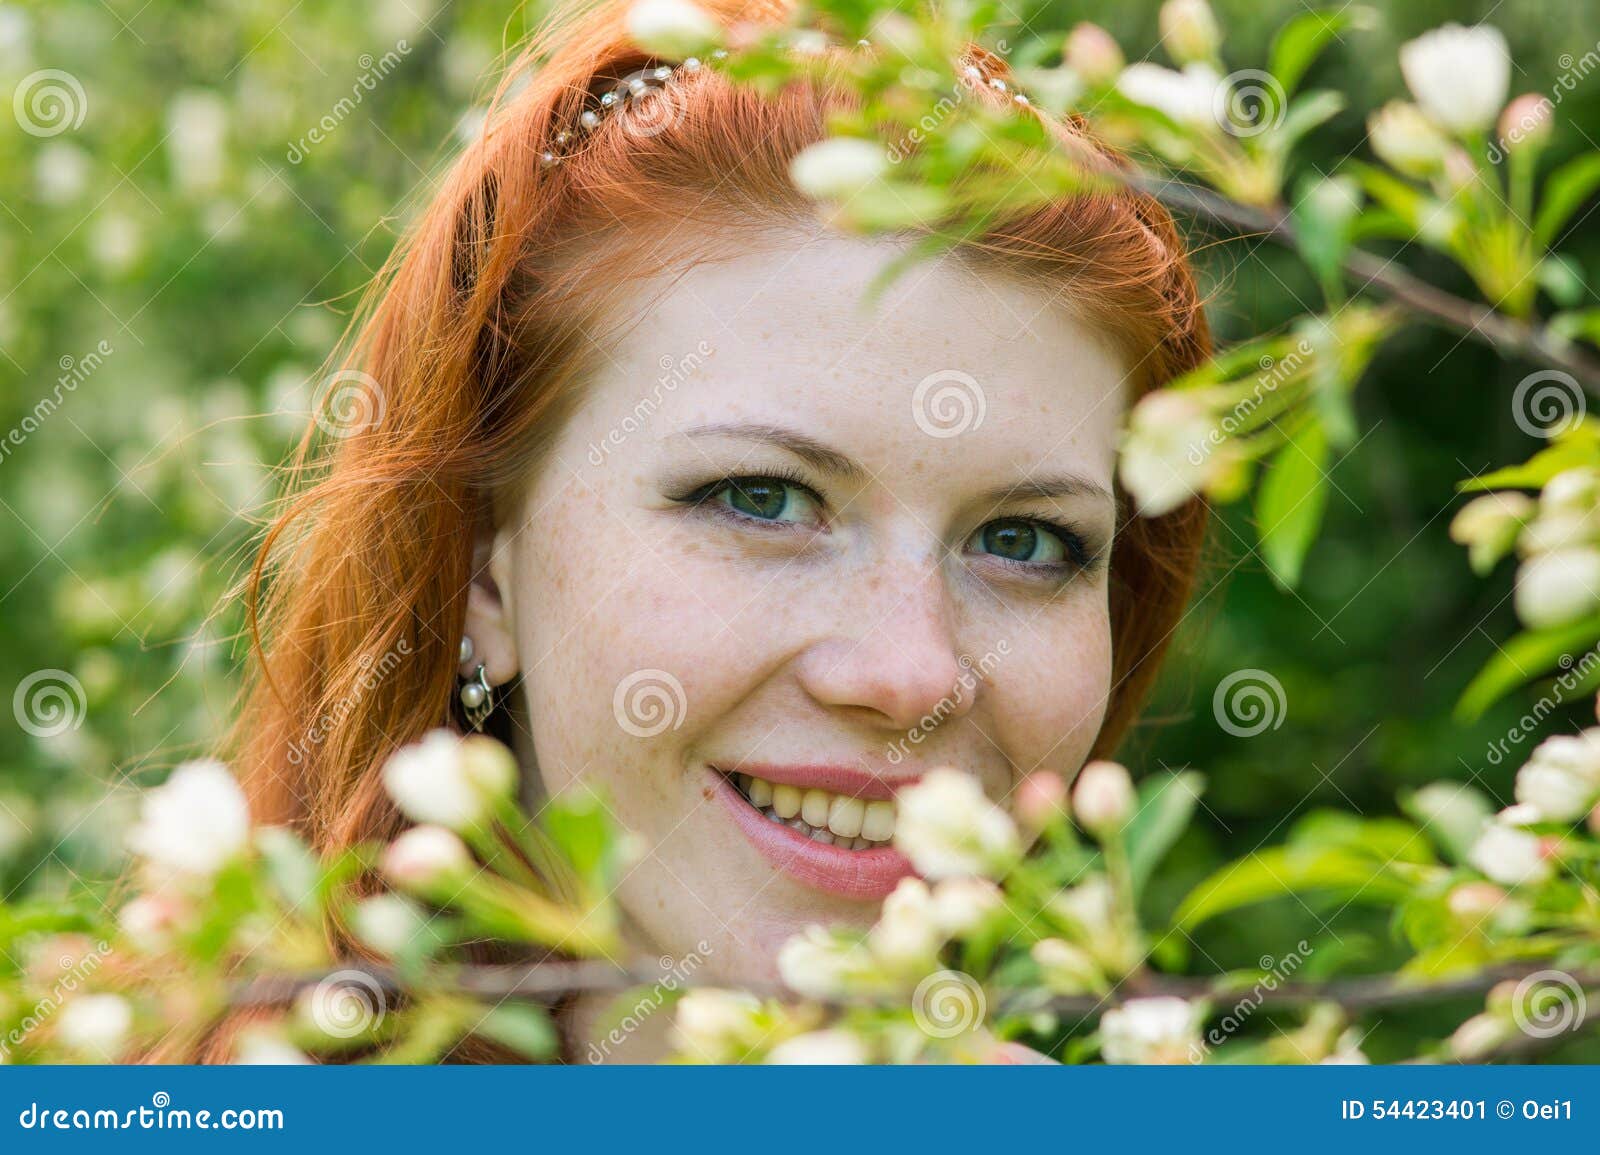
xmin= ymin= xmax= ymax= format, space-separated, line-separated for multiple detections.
xmin=720 ymin=770 xmax=896 ymax=851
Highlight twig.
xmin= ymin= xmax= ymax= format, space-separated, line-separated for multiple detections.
xmin=1134 ymin=175 xmax=1600 ymax=394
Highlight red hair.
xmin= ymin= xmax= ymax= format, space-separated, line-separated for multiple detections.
xmin=215 ymin=0 xmax=1207 ymax=1051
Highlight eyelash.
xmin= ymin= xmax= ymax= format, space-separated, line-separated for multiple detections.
xmin=673 ymin=471 xmax=1103 ymax=577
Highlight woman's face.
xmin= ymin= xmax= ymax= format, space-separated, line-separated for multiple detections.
xmin=483 ymin=225 xmax=1127 ymax=982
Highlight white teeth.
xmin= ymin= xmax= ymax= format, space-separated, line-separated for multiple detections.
xmin=772 ymin=784 xmax=802 ymax=819
xmin=827 ymin=795 xmax=864 ymax=838
xmin=861 ymin=800 xmax=895 ymax=842
xmin=734 ymin=772 xmax=895 ymax=850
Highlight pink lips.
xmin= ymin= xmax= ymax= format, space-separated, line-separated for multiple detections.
xmin=709 ymin=767 xmax=916 ymax=901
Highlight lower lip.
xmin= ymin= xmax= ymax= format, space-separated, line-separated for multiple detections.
xmin=709 ymin=770 xmax=915 ymax=901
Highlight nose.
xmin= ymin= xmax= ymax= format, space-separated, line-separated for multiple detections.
xmin=795 ymin=552 xmax=976 ymax=734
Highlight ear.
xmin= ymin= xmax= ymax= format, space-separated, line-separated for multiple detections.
xmin=459 ymin=527 xmax=520 ymax=687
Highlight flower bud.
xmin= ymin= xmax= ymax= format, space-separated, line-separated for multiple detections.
xmin=789 ymin=137 xmax=889 ymax=200
xmin=1031 ymin=937 xmax=1103 ymax=994
xmin=1100 ymin=997 xmax=1202 ymax=1064
xmin=1159 ymin=0 xmax=1221 ymax=66
xmin=1445 ymin=881 xmax=1507 ymax=920
xmin=383 ymin=730 xmax=514 ymax=831
xmin=625 ymin=0 xmax=723 ymax=58
xmin=118 ymin=893 xmax=185 ymax=953
xmin=1468 ymin=821 xmax=1553 ymax=886
xmin=930 ymin=876 xmax=1002 ymax=935
xmin=1448 ymin=1012 xmax=1509 ymax=1061
xmin=1498 ymin=93 xmax=1553 ymax=152
xmin=1072 ymin=760 xmax=1135 ymax=833
xmin=1065 ymin=23 xmax=1123 ymax=87
xmin=381 ymin=824 xmax=473 ymax=891
xmin=1015 ymin=770 xmax=1068 ymax=832
xmin=1514 ymin=546 xmax=1600 ymax=630
xmin=352 ymin=893 xmax=430 ymax=957
xmin=1448 ymin=491 xmax=1532 ymax=574
xmin=57 ymin=993 xmax=133 ymax=1060
xmin=1367 ymin=101 xmax=1450 ymax=178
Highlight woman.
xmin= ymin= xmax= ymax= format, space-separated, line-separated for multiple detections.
xmin=225 ymin=0 xmax=1209 ymax=1060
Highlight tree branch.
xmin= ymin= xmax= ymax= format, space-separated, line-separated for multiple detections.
xmin=1135 ymin=175 xmax=1600 ymax=395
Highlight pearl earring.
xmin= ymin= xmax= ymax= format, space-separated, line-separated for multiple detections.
xmin=458 ymin=635 xmax=493 ymax=732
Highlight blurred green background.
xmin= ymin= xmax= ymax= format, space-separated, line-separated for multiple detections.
xmin=1 ymin=0 xmax=1597 ymax=1038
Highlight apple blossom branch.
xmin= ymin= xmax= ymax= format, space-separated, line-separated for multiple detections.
xmin=1132 ymin=174 xmax=1600 ymax=395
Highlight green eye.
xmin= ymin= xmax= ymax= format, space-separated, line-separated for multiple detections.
xmin=967 ymin=517 xmax=1083 ymax=567
xmin=711 ymin=477 xmax=822 ymax=524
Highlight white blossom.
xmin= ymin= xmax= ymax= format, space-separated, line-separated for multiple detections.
xmin=1398 ymin=23 xmax=1509 ymax=134
xmin=381 ymin=730 xmax=514 ymax=830
xmin=765 ymin=1028 xmax=869 ymax=1065
xmin=868 ymin=877 xmax=945 ymax=969
xmin=1100 ymin=997 xmax=1202 ymax=1064
xmin=930 ymin=876 xmax=1002 ymax=935
xmin=351 ymin=893 xmax=430 ymax=957
xmin=1115 ymin=62 xmax=1223 ymax=130
xmin=625 ymin=0 xmax=722 ymax=59
xmin=1468 ymin=821 xmax=1553 ymax=886
xmin=1514 ymin=731 xmax=1600 ymax=822
xmin=776 ymin=925 xmax=877 ymax=1000
xmin=893 ymin=768 xmax=1020 ymax=880
xmin=1367 ymin=101 xmax=1451 ymax=178
xmin=380 ymin=824 xmax=473 ymax=890
xmin=790 ymin=138 xmax=889 ymax=200
xmin=1158 ymin=0 xmax=1220 ymax=66
xmin=57 ymin=994 xmax=133 ymax=1060
xmin=672 ymin=989 xmax=763 ymax=1062
xmin=232 ymin=1027 xmax=313 ymax=1065
xmin=1514 ymin=547 xmax=1600 ymax=629
xmin=127 ymin=759 xmax=250 ymax=879
xmin=1118 ymin=390 xmax=1220 ymax=516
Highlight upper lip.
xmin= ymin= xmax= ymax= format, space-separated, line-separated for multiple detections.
xmin=711 ymin=760 xmax=918 ymax=802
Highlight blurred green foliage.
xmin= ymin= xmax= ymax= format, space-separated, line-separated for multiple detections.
xmin=0 ymin=0 xmax=1597 ymax=1038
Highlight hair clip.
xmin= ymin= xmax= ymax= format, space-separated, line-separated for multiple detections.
xmin=539 ymin=49 xmax=728 ymax=168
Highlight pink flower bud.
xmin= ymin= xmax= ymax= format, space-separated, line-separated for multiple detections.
xmin=1446 ymin=881 xmax=1506 ymax=920
xmin=1065 ymin=23 xmax=1124 ymax=87
xmin=381 ymin=824 xmax=473 ymax=890
xmin=1015 ymin=771 xmax=1068 ymax=832
xmin=1072 ymin=760 xmax=1135 ymax=833
xmin=1498 ymin=93 xmax=1552 ymax=152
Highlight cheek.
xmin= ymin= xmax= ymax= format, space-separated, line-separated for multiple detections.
xmin=986 ymin=592 xmax=1112 ymax=779
xmin=510 ymin=497 xmax=785 ymax=797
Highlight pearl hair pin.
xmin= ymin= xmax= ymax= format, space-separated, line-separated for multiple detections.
xmin=538 ymin=50 xmax=727 ymax=169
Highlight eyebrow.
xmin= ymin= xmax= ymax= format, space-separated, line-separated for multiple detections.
xmin=676 ymin=421 xmax=1115 ymax=506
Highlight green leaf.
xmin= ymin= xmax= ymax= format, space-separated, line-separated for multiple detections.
xmin=1534 ymin=152 xmax=1600 ymax=250
xmin=1173 ymin=845 xmax=1414 ymax=931
xmin=1269 ymin=8 xmax=1369 ymax=95
xmin=1458 ymin=423 xmax=1600 ymax=492
xmin=1255 ymin=420 xmax=1330 ymax=589
xmin=1550 ymin=308 xmax=1600 ymax=346
xmin=1454 ymin=613 xmax=1600 ymax=721
xmin=1537 ymin=254 xmax=1587 ymax=308
xmin=1271 ymin=90 xmax=1345 ymax=155
xmin=1124 ymin=770 xmax=1205 ymax=896
xmin=473 ymin=1004 xmax=558 ymax=1060
xmin=1288 ymin=809 xmax=1435 ymax=866
xmin=543 ymin=787 xmax=616 ymax=891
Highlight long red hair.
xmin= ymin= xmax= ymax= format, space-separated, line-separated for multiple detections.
xmin=217 ymin=0 xmax=1208 ymax=1050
